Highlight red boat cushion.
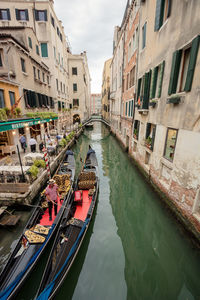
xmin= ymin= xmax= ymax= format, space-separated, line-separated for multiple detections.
xmin=75 ymin=190 xmax=82 ymax=202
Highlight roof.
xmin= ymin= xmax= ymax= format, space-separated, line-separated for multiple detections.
xmin=0 ymin=33 xmax=28 ymax=52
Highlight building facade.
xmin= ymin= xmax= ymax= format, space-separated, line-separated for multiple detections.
xmin=68 ymin=52 xmax=91 ymax=124
xmin=108 ymin=0 xmax=200 ymax=238
xmin=90 ymin=94 xmax=101 ymax=115
xmin=101 ymin=58 xmax=112 ymax=121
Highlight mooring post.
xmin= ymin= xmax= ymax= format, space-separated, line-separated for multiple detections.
xmin=16 ymin=144 xmax=26 ymax=182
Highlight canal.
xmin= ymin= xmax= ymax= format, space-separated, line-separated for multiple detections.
xmin=1 ymin=122 xmax=200 ymax=300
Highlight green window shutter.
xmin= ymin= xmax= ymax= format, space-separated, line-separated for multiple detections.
xmin=25 ymin=9 xmax=29 ymax=21
xmin=7 ymin=9 xmax=11 ymax=20
xmin=15 ymin=9 xmax=19 ymax=20
xmin=137 ymin=78 xmax=142 ymax=101
xmin=184 ymin=35 xmax=200 ymax=92
xmin=157 ymin=60 xmax=165 ymax=98
xmin=41 ymin=43 xmax=48 ymax=57
xmin=34 ymin=10 xmax=39 ymax=21
xmin=151 ymin=126 xmax=156 ymax=151
xmin=154 ymin=0 xmax=165 ymax=31
xmin=28 ymin=37 xmax=32 ymax=48
xmin=145 ymin=123 xmax=151 ymax=139
xmin=152 ymin=66 xmax=159 ymax=98
xmin=168 ymin=50 xmax=182 ymax=95
xmin=143 ymin=70 xmax=151 ymax=109
xmin=44 ymin=10 xmax=48 ymax=21
xmin=143 ymin=71 xmax=150 ymax=109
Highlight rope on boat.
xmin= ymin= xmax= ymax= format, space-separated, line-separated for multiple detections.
xmin=0 ymin=224 xmax=56 ymax=300
xmin=36 ymin=218 xmax=90 ymax=300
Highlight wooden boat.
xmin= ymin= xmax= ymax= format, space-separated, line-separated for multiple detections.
xmin=0 ymin=150 xmax=75 ymax=300
xmin=85 ymin=122 xmax=94 ymax=129
xmin=0 ymin=206 xmax=21 ymax=227
xmin=35 ymin=150 xmax=99 ymax=300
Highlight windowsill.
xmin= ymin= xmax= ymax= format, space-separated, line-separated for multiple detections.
xmin=160 ymin=157 xmax=173 ymax=169
xmin=37 ymin=21 xmax=47 ymax=24
xmin=158 ymin=18 xmax=169 ymax=33
xmin=19 ymin=21 xmax=28 ymax=24
xmin=22 ymin=72 xmax=28 ymax=76
xmin=138 ymin=108 xmax=149 ymax=115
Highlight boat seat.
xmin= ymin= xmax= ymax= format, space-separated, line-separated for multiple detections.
xmin=74 ymin=190 xmax=82 ymax=205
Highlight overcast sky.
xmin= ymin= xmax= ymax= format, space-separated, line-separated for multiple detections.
xmin=54 ymin=0 xmax=127 ymax=94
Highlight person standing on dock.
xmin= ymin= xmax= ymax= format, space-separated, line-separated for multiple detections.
xmin=86 ymin=145 xmax=95 ymax=160
xmin=29 ymin=136 xmax=37 ymax=152
xmin=45 ymin=179 xmax=59 ymax=221
xmin=19 ymin=134 xmax=26 ymax=153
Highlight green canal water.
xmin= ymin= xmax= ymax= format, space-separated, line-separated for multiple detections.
xmin=1 ymin=122 xmax=200 ymax=300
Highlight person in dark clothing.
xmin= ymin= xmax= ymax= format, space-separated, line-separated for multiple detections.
xmin=19 ymin=135 xmax=26 ymax=153
xmin=86 ymin=145 xmax=95 ymax=160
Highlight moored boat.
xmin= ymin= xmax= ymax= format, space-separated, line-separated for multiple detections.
xmin=0 ymin=150 xmax=75 ymax=300
xmin=35 ymin=150 xmax=99 ymax=300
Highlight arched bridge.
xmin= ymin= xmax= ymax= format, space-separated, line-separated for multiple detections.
xmin=83 ymin=116 xmax=110 ymax=127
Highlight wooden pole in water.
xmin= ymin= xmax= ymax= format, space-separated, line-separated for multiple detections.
xmin=16 ymin=144 xmax=25 ymax=182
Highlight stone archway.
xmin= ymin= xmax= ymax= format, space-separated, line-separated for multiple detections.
xmin=73 ymin=114 xmax=80 ymax=124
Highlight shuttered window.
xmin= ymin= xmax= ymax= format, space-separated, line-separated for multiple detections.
xmin=15 ymin=9 xmax=29 ymax=21
xmin=34 ymin=10 xmax=47 ymax=21
xmin=142 ymin=22 xmax=147 ymax=49
xmin=0 ymin=90 xmax=5 ymax=108
xmin=28 ymin=37 xmax=32 ymax=49
xmin=168 ymin=50 xmax=182 ymax=95
xmin=143 ymin=70 xmax=151 ymax=109
xmin=0 ymin=9 xmax=11 ymax=20
xmin=157 ymin=61 xmax=165 ymax=97
xmin=184 ymin=35 xmax=200 ymax=92
xmin=154 ymin=0 xmax=171 ymax=31
xmin=41 ymin=43 xmax=48 ymax=57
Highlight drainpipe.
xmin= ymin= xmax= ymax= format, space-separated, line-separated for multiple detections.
xmin=132 ymin=0 xmax=141 ymax=127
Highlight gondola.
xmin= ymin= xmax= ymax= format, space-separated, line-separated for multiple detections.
xmin=35 ymin=150 xmax=99 ymax=300
xmin=0 ymin=150 xmax=75 ymax=300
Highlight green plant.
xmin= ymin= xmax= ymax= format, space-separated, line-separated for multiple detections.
xmin=33 ymin=159 xmax=45 ymax=168
xmin=146 ymin=136 xmax=152 ymax=145
xmin=28 ymin=165 xmax=39 ymax=178
xmin=0 ymin=109 xmax=7 ymax=120
xmin=59 ymin=138 xmax=67 ymax=148
xmin=134 ymin=129 xmax=138 ymax=136
xmin=78 ymin=123 xmax=82 ymax=128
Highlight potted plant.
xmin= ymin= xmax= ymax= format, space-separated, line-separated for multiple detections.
xmin=149 ymin=100 xmax=157 ymax=108
xmin=133 ymin=129 xmax=138 ymax=139
xmin=145 ymin=136 xmax=152 ymax=149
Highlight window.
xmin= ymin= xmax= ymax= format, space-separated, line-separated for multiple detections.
xmin=51 ymin=15 xmax=55 ymax=27
xmin=9 ymin=91 xmax=15 ymax=106
xmin=73 ymin=83 xmax=77 ymax=92
xmin=36 ymin=45 xmax=40 ymax=55
xmin=35 ymin=10 xmax=47 ymax=21
xmin=142 ymin=22 xmax=147 ymax=49
xmin=56 ymin=79 xmax=59 ymax=91
xmin=20 ymin=58 xmax=26 ymax=72
xmin=28 ymin=37 xmax=32 ymax=49
xmin=0 ymin=9 xmax=11 ymax=20
xmin=149 ymin=61 xmax=165 ymax=99
xmin=145 ymin=123 xmax=156 ymax=151
xmin=40 ymin=43 xmax=48 ymax=57
xmin=130 ymin=66 xmax=135 ymax=87
xmin=133 ymin=120 xmax=140 ymax=140
xmin=33 ymin=66 xmax=36 ymax=79
xmin=60 ymin=82 xmax=62 ymax=92
xmin=61 ymin=57 xmax=63 ymax=67
xmin=53 ymin=46 xmax=56 ymax=59
xmin=128 ymin=41 xmax=131 ymax=62
xmin=126 ymin=73 xmax=129 ymax=90
xmin=164 ymin=128 xmax=178 ymax=161
xmin=154 ymin=0 xmax=171 ymax=31
xmin=0 ymin=90 xmax=5 ymax=108
xmin=58 ymin=53 xmax=60 ymax=64
xmin=60 ymin=33 xmax=63 ymax=42
xmin=168 ymin=36 xmax=200 ymax=94
xmin=0 ymin=52 xmax=2 ymax=67
xmin=73 ymin=99 xmax=79 ymax=106
xmin=63 ymin=84 xmax=65 ymax=93
xmin=38 ymin=69 xmax=40 ymax=80
xmin=15 ymin=9 xmax=29 ymax=21
xmin=57 ymin=27 xmax=60 ymax=36
xmin=42 ymin=72 xmax=45 ymax=82
xmin=125 ymin=102 xmax=128 ymax=116
xmin=137 ymin=71 xmax=151 ymax=109
xmin=47 ymin=75 xmax=49 ymax=85
xmin=72 ymin=67 xmax=77 ymax=75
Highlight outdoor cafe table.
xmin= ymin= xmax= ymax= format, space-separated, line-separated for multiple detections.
xmin=0 ymin=166 xmax=30 ymax=174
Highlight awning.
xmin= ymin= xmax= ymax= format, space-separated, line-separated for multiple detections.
xmin=0 ymin=117 xmax=58 ymax=132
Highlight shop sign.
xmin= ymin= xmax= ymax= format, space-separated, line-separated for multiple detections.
xmin=0 ymin=117 xmax=58 ymax=132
